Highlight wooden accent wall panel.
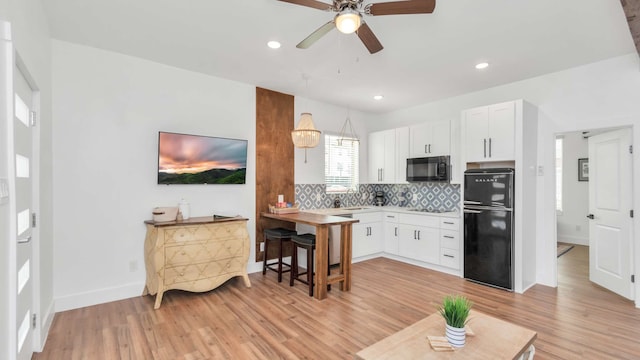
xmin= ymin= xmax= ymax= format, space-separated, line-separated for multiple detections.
xmin=255 ymin=88 xmax=295 ymax=262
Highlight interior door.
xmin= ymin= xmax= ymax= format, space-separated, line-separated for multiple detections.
xmin=14 ymin=64 xmax=35 ymax=360
xmin=588 ymin=128 xmax=633 ymax=300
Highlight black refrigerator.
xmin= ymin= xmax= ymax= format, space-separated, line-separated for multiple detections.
xmin=463 ymin=168 xmax=514 ymax=291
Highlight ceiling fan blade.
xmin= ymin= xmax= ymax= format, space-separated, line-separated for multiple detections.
xmin=278 ymin=0 xmax=333 ymax=11
xmin=297 ymin=21 xmax=335 ymax=49
xmin=367 ymin=0 xmax=435 ymax=16
xmin=356 ymin=22 xmax=383 ymax=54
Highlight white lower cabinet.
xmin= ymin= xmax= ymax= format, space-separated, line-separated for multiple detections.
xmin=398 ymin=224 xmax=440 ymax=264
xmin=393 ymin=213 xmax=461 ymax=269
xmin=352 ymin=212 xmax=383 ymax=258
xmin=383 ymin=212 xmax=399 ymax=255
xmin=439 ymin=217 xmax=460 ymax=269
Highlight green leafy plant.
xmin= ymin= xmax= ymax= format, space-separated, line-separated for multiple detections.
xmin=438 ymin=295 xmax=472 ymax=328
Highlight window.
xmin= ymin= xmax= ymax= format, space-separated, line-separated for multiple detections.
xmin=325 ymin=134 xmax=359 ymax=194
xmin=555 ymin=136 xmax=563 ymax=213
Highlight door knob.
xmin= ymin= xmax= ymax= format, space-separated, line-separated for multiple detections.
xmin=587 ymin=214 xmax=595 ymax=219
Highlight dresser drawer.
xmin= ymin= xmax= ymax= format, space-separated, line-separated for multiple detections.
xmin=440 ymin=248 xmax=460 ymax=269
xmin=440 ymin=217 xmax=459 ymax=230
xmin=165 ymin=239 xmax=244 ymax=266
xmin=164 ymin=257 xmax=245 ymax=285
xmin=440 ymin=230 xmax=459 ymax=250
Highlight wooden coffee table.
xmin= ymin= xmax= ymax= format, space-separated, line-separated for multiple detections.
xmin=355 ymin=310 xmax=536 ymax=359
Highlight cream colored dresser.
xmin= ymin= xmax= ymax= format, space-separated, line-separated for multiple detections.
xmin=143 ymin=216 xmax=251 ymax=309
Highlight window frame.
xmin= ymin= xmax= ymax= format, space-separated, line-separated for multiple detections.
xmin=324 ymin=133 xmax=359 ymax=194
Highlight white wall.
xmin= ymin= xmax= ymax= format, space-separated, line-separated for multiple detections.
xmin=51 ymin=40 xmax=257 ymax=311
xmin=293 ymin=97 xmax=370 ymax=184
xmin=0 ymin=0 xmax=52 ymax=355
xmin=557 ymin=132 xmax=589 ymax=245
xmin=372 ymin=53 xmax=640 ymax=306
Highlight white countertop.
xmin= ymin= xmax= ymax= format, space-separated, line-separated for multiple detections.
xmin=302 ymin=206 xmax=460 ymax=218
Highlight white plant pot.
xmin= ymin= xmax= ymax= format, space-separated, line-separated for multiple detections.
xmin=445 ymin=324 xmax=466 ymax=348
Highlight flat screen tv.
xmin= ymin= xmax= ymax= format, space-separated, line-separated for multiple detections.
xmin=158 ymin=131 xmax=248 ymax=185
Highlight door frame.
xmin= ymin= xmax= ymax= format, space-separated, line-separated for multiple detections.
xmin=551 ymin=125 xmax=635 ymax=302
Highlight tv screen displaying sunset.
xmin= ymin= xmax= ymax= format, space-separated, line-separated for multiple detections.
xmin=158 ymin=132 xmax=247 ymax=184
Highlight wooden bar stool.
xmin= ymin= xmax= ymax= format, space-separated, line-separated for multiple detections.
xmin=289 ymin=233 xmax=331 ymax=296
xmin=263 ymin=227 xmax=297 ymax=283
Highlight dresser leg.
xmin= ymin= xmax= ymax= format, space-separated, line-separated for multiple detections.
xmin=154 ymin=291 xmax=164 ymax=309
xmin=242 ymin=274 xmax=252 ymax=287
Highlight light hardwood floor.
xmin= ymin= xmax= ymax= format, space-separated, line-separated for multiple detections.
xmin=35 ymin=246 xmax=640 ymax=359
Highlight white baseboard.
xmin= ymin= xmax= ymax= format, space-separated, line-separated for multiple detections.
xmin=54 ymin=282 xmax=144 ymax=312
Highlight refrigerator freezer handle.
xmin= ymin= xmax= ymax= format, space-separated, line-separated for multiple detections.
xmin=463 ymin=209 xmax=483 ymax=214
xmin=464 ymin=201 xmax=483 ymax=205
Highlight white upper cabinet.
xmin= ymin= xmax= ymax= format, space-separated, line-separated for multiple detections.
xmin=409 ymin=120 xmax=451 ymax=158
xmin=463 ymin=101 xmax=515 ymax=162
xmin=369 ymin=128 xmax=409 ymax=184
xmin=368 ymin=129 xmax=396 ymax=183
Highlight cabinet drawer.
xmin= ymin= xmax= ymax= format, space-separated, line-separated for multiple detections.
xmin=165 ymin=240 xmax=244 ymax=266
xmin=164 ymin=257 xmax=244 ymax=285
xmin=440 ymin=230 xmax=459 ymax=250
xmin=440 ymin=217 xmax=459 ymax=230
xmin=398 ymin=213 xmax=439 ymax=228
xmin=354 ymin=212 xmax=383 ymax=223
xmin=440 ymin=248 xmax=460 ymax=269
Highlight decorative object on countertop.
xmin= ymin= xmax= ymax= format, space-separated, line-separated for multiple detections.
xmin=178 ymin=198 xmax=190 ymax=220
xmin=152 ymin=207 xmax=179 ymax=222
xmin=269 ymin=203 xmax=300 ymax=214
xmin=438 ymin=295 xmax=472 ymax=348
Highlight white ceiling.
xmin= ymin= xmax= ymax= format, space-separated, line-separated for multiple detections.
xmin=42 ymin=0 xmax=636 ymax=114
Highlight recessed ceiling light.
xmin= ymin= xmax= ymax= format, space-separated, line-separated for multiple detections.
xmin=475 ymin=62 xmax=489 ymax=69
xmin=373 ymin=95 xmax=384 ymax=100
xmin=267 ymin=41 xmax=281 ymax=49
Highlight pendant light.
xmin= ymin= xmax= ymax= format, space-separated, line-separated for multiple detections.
xmin=338 ymin=108 xmax=359 ymax=146
xmin=291 ymin=76 xmax=321 ymax=163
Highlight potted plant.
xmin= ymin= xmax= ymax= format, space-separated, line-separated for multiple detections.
xmin=438 ymin=295 xmax=472 ymax=348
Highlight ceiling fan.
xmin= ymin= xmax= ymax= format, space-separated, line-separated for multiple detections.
xmin=278 ymin=0 xmax=436 ymax=54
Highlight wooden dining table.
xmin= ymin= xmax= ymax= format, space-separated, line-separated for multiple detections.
xmin=261 ymin=211 xmax=359 ymax=300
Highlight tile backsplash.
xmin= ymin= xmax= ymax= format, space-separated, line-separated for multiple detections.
xmin=295 ymin=183 xmax=460 ymax=212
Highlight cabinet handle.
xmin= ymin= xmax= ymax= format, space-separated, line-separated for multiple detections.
xmin=395 ymin=227 xmax=398 ymax=236
xmin=443 ymin=221 xmax=454 ymax=225
xmin=429 ymin=144 xmax=431 ymax=153
xmin=417 ymin=230 xmax=421 ymax=240
xmin=425 ymin=144 xmax=428 ymax=153
xmin=444 ymin=235 xmax=455 ymax=239
xmin=413 ymin=230 xmax=416 ymax=239
xmin=489 ymin=138 xmax=492 ymax=157
xmin=387 ymin=215 xmax=395 ymax=219
xmin=483 ymin=138 xmax=487 ymax=158
xmin=443 ymin=254 xmax=455 ymax=258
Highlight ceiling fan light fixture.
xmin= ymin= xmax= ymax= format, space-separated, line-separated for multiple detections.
xmin=335 ymin=10 xmax=362 ymax=34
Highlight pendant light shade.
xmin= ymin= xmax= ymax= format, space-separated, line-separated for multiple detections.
xmin=291 ymin=112 xmax=321 ymax=148
xmin=292 ymin=112 xmax=321 ymax=163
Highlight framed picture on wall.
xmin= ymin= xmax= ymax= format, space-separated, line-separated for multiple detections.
xmin=578 ymin=158 xmax=589 ymax=181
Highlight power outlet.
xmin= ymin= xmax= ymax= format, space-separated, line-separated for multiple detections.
xmin=316 ymin=193 xmax=322 ymax=201
xmin=413 ymin=194 xmax=419 ymax=201
xmin=260 ymin=242 xmax=265 ymax=252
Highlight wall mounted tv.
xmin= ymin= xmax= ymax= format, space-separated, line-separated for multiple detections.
xmin=158 ymin=131 xmax=248 ymax=185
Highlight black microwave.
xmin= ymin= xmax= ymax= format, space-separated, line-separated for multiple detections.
xmin=406 ymin=156 xmax=450 ymax=182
